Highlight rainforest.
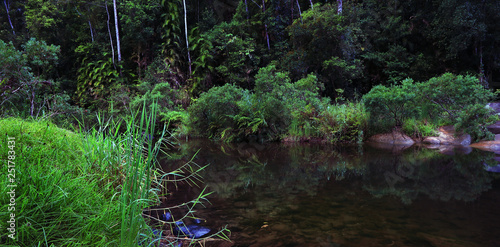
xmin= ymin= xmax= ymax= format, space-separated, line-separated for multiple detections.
xmin=1 ymin=0 xmax=500 ymax=246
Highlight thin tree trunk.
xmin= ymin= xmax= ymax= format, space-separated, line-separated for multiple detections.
xmin=296 ymin=0 xmax=303 ymax=24
xmin=87 ymin=6 xmax=94 ymax=42
xmin=88 ymin=20 xmax=94 ymax=42
xmin=113 ymin=0 xmax=121 ymax=62
xmin=183 ymin=0 xmax=192 ymax=75
xmin=245 ymin=0 xmax=249 ymax=19
xmin=337 ymin=0 xmax=342 ymax=14
xmin=106 ymin=3 xmax=115 ymax=65
xmin=309 ymin=0 xmax=314 ymax=10
xmin=479 ymin=44 xmax=487 ymax=86
xmin=262 ymin=0 xmax=270 ymax=50
xmin=3 ymin=0 xmax=15 ymax=35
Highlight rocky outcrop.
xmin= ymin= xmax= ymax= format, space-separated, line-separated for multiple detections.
xmin=368 ymin=103 xmax=500 ymax=153
xmin=367 ymin=129 xmax=415 ymax=145
xmin=422 ymin=125 xmax=471 ymax=146
xmin=468 ymin=103 xmax=500 ymax=152
xmin=469 ymin=134 xmax=500 ymax=152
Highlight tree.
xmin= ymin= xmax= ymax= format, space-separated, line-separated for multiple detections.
xmin=0 ymin=38 xmax=60 ymax=116
xmin=113 ymin=0 xmax=122 ymax=62
xmin=3 ymin=0 xmax=15 ymax=35
xmin=284 ymin=3 xmax=364 ymax=99
xmin=182 ymin=0 xmax=192 ymax=75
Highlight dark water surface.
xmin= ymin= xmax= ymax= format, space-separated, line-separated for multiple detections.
xmin=160 ymin=139 xmax=500 ymax=247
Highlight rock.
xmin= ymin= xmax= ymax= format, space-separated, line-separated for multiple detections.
xmin=174 ymin=224 xmax=211 ymax=238
xmin=470 ymin=141 xmax=500 ymax=152
xmin=422 ymin=137 xmax=441 ymax=144
xmin=416 ymin=232 xmax=481 ymax=247
xmin=162 ymin=212 xmax=172 ymax=221
xmin=163 ymin=212 xmax=211 ymax=239
xmin=483 ymin=163 xmax=500 ymax=173
xmin=368 ymin=129 xmax=415 ymax=145
xmin=423 ymin=126 xmax=471 ymax=146
xmin=486 ymin=121 xmax=500 ymax=135
xmin=271 ymin=223 xmax=290 ymax=232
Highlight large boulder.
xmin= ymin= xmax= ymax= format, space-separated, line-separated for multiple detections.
xmin=368 ymin=129 xmax=415 ymax=145
xmin=422 ymin=125 xmax=471 ymax=146
xmin=470 ymin=134 xmax=500 ymax=152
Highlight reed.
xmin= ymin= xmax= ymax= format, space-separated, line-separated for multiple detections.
xmin=0 ymin=102 xmax=230 ymax=246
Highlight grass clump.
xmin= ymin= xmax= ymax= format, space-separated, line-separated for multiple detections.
xmin=0 ymin=106 xmax=231 ymax=246
xmin=0 ymin=118 xmax=121 ymax=246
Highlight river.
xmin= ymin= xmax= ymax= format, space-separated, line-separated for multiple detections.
xmin=157 ymin=139 xmax=500 ymax=247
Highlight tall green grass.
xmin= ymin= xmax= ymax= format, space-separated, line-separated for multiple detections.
xmin=0 ymin=118 xmax=121 ymax=246
xmin=0 ymin=103 xmax=231 ymax=246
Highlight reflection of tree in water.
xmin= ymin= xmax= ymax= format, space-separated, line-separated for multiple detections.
xmin=363 ymin=147 xmax=499 ymax=204
xmin=162 ymin=140 xmax=500 ymax=207
xmin=162 ymin=140 xmax=367 ymax=200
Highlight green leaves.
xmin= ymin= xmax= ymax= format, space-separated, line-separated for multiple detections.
xmin=363 ymin=73 xmax=498 ymax=140
xmin=75 ymin=56 xmax=120 ymax=107
xmin=363 ymin=78 xmax=418 ymax=127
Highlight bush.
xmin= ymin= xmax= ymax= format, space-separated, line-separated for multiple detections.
xmin=418 ymin=73 xmax=496 ymax=122
xmin=131 ymin=59 xmax=191 ymax=134
xmin=363 ymin=73 xmax=498 ymax=140
xmin=188 ymin=64 xmax=368 ymax=144
xmin=317 ymin=101 xmax=368 ymax=144
xmin=188 ymin=84 xmax=249 ymax=139
xmin=402 ymin=118 xmax=438 ymax=139
xmin=363 ymin=78 xmax=418 ymax=128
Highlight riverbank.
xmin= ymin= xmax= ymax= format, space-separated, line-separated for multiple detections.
xmin=0 ymin=118 xmax=122 ymax=245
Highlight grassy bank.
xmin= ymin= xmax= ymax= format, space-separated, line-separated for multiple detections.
xmin=0 ymin=117 xmax=122 ymax=246
xmin=0 ymin=110 xmax=230 ymax=246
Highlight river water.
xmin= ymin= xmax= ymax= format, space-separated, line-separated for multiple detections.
xmin=158 ymin=139 xmax=500 ymax=247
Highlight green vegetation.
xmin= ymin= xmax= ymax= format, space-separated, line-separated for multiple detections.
xmin=363 ymin=73 xmax=498 ymax=141
xmin=1 ymin=0 xmax=499 ymax=144
xmin=0 ymin=112 xmax=229 ymax=246
xmin=0 ymin=118 xmax=121 ymax=245
xmin=188 ymin=64 xmax=367 ymax=143
xmin=2 ymin=1 xmax=500 ymax=245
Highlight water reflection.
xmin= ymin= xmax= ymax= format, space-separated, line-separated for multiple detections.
xmin=161 ymin=139 xmax=500 ymax=246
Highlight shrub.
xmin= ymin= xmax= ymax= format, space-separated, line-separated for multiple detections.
xmin=454 ymin=103 xmax=498 ymax=141
xmin=363 ymin=78 xmax=418 ymax=128
xmin=317 ymin=101 xmax=368 ymax=144
xmin=402 ymin=118 xmax=438 ymax=139
xmin=188 ymin=84 xmax=248 ymax=139
xmin=418 ymin=73 xmax=496 ymax=122
xmin=364 ymin=73 xmax=498 ymax=139
xmin=131 ymin=59 xmax=191 ymax=134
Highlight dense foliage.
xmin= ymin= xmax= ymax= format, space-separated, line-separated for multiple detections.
xmin=1 ymin=0 xmax=499 ymax=141
xmin=363 ymin=73 xmax=498 ymax=141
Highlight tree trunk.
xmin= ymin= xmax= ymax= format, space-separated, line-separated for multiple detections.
xmin=244 ymin=0 xmax=249 ymax=19
xmin=309 ymin=0 xmax=314 ymax=10
xmin=88 ymin=20 xmax=94 ymax=42
xmin=337 ymin=0 xmax=342 ymax=14
xmin=87 ymin=5 xmax=94 ymax=42
xmin=3 ymin=0 xmax=15 ymax=35
xmin=296 ymin=0 xmax=303 ymax=24
xmin=105 ymin=3 xmax=115 ymax=65
xmin=113 ymin=0 xmax=121 ymax=62
xmin=262 ymin=0 xmax=270 ymax=50
xmin=183 ymin=0 xmax=192 ymax=75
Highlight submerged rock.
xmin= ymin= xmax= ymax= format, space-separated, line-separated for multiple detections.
xmin=162 ymin=212 xmax=211 ymax=239
xmin=174 ymin=223 xmax=211 ymax=239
